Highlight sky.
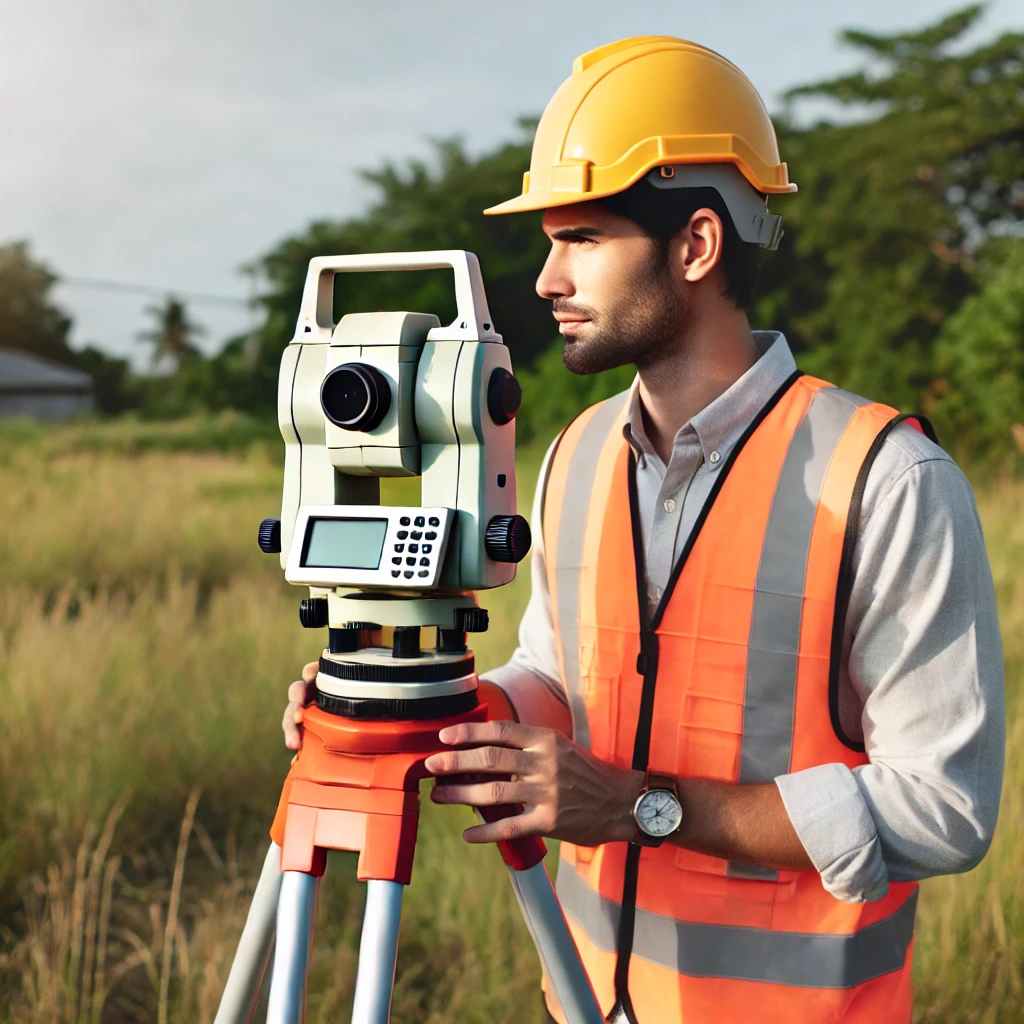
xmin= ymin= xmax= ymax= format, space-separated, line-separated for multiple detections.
xmin=1 ymin=0 xmax=1020 ymax=368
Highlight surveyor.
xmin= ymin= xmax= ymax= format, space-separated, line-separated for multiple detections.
xmin=283 ymin=37 xmax=1006 ymax=1024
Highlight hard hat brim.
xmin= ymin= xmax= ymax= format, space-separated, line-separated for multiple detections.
xmin=484 ymin=190 xmax=608 ymax=216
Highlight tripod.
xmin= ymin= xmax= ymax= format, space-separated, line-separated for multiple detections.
xmin=212 ymin=657 xmax=604 ymax=1024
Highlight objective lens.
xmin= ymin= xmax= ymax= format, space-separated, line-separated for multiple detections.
xmin=320 ymin=362 xmax=392 ymax=431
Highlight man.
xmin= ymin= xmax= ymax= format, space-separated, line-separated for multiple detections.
xmin=283 ymin=37 xmax=1005 ymax=1024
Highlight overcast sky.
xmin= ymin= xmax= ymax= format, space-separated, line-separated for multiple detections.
xmin=1 ymin=0 xmax=1019 ymax=367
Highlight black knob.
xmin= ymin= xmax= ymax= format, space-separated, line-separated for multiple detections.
xmin=437 ymin=628 xmax=467 ymax=654
xmin=487 ymin=368 xmax=522 ymax=425
xmin=299 ymin=597 xmax=329 ymax=629
xmin=455 ymin=607 xmax=489 ymax=633
xmin=329 ymin=626 xmax=360 ymax=653
xmin=392 ymin=626 xmax=422 ymax=659
xmin=485 ymin=515 xmax=532 ymax=563
xmin=320 ymin=362 xmax=392 ymax=432
xmin=258 ymin=518 xmax=281 ymax=554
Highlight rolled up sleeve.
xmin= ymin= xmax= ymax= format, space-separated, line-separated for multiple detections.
xmin=776 ymin=447 xmax=1005 ymax=902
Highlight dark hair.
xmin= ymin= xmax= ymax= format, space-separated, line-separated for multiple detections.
xmin=600 ymin=179 xmax=762 ymax=310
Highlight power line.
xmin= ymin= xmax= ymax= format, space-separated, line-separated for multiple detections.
xmin=58 ymin=274 xmax=251 ymax=307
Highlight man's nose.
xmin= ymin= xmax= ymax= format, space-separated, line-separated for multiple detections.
xmin=536 ymin=247 xmax=573 ymax=300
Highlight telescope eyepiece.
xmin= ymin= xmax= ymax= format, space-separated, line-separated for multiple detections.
xmin=321 ymin=362 xmax=392 ymax=432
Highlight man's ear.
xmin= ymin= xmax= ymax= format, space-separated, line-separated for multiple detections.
xmin=679 ymin=208 xmax=725 ymax=285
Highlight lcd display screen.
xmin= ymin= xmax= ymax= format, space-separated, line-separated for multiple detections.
xmin=301 ymin=517 xmax=388 ymax=570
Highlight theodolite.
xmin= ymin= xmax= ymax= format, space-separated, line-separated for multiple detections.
xmin=213 ymin=251 xmax=603 ymax=1024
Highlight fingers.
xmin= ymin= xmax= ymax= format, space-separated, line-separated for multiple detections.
xmin=288 ymin=679 xmax=312 ymax=705
xmin=461 ymin=809 xmax=543 ymax=845
xmin=424 ymin=744 xmax=526 ymax=777
xmin=282 ymin=700 xmax=303 ymax=750
xmin=431 ymin=777 xmax=535 ymax=808
xmin=437 ymin=719 xmax=542 ymax=749
xmin=283 ymin=664 xmax=319 ymax=751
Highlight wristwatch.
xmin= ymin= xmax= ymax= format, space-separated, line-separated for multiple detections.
xmin=631 ymin=771 xmax=683 ymax=847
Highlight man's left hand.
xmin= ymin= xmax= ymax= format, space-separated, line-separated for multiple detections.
xmin=424 ymin=720 xmax=644 ymax=847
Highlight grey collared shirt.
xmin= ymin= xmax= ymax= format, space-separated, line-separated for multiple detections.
xmin=485 ymin=332 xmax=1005 ymax=902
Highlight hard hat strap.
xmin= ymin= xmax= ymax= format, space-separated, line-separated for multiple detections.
xmin=646 ymin=165 xmax=784 ymax=250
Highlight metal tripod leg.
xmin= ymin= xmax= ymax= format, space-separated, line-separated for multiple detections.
xmin=508 ymin=863 xmax=604 ymax=1024
xmin=266 ymin=869 xmax=320 ymax=1024
xmin=214 ymin=843 xmax=283 ymax=1024
xmin=351 ymin=880 xmax=404 ymax=1024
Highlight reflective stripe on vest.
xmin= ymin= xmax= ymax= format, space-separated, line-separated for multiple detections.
xmin=730 ymin=386 xmax=872 ymax=881
xmin=541 ymin=375 xmax=926 ymax=1023
xmin=556 ymin=857 xmax=918 ymax=989
xmin=548 ymin=392 xmax=630 ymax=749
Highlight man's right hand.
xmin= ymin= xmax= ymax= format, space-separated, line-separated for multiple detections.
xmin=282 ymin=661 xmax=319 ymax=750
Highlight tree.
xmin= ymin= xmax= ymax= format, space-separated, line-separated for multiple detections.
xmin=760 ymin=5 xmax=1024 ymax=411
xmin=137 ymin=296 xmax=205 ymax=371
xmin=0 ymin=242 xmax=74 ymax=363
xmin=928 ymin=239 xmax=1024 ymax=464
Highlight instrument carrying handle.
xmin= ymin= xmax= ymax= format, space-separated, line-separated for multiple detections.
xmin=295 ymin=249 xmax=498 ymax=342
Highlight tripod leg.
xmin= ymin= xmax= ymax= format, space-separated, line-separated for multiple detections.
xmin=508 ymin=863 xmax=604 ymax=1024
xmin=266 ymin=870 xmax=320 ymax=1024
xmin=214 ymin=842 xmax=283 ymax=1024
xmin=350 ymin=880 xmax=404 ymax=1024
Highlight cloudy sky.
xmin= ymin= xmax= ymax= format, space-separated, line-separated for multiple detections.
xmin=1 ymin=0 xmax=1019 ymax=366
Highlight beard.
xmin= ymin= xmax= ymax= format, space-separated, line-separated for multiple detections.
xmin=556 ymin=247 xmax=686 ymax=376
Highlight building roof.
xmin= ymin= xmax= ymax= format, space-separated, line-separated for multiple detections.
xmin=0 ymin=347 xmax=93 ymax=394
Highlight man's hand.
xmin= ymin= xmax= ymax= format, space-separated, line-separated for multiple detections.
xmin=424 ymin=720 xmax=644 ymax=846
xmin=282 ymin=661 xmax=318 ymax=750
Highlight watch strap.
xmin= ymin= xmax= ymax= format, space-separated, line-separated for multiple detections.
xmin=647 ymin=772 xmax=679 ymax=799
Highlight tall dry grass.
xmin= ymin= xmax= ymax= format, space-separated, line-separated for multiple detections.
xmin=0 ymin=416 xmax=1019 ymax=1022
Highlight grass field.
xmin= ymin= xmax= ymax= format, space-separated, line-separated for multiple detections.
xmin=0 ymin=414 xmax=1020 ymax=1023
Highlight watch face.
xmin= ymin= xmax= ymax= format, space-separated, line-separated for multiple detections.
xmin=636 ymin=789 xmax=683 ymax=838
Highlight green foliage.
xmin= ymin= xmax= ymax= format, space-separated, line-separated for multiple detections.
xmin=0 ymin=241 xmax=74 ymax=362
xmin=928 ymin=239 xmax=1024 ymax=465
xmin=763 ymin=5 xmax=1024 ymax=420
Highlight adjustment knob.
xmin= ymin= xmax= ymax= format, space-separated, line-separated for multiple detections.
xmin=455 ymin=607 xmax=490 ymax=633
xmin=485 ymin=515 xmax=532 ymax=563
xmin=299 ymin=597 xmax=329 ymax=629
xmin=258 ymin=518 xmax=281 ymax=554
xmin=487 ymin=367 xmax=522 ymax=425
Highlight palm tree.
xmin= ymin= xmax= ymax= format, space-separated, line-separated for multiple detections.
xmin=137 ymin=296 xmax=204 ymax=370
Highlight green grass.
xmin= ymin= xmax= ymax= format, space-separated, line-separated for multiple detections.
xmin=0 ymin=416 xmax=1019 ymax=1022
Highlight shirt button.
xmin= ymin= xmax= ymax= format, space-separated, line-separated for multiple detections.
xmin=708 ymin=450 xmax=721 ymax=465
xmin=663 ymin=498 xmax=676 ymax=513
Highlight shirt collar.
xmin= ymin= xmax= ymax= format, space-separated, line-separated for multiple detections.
xmin=622 ymin=331 xmax=798 ymax=469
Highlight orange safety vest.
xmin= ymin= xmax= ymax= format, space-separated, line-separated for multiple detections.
xmin=542 ymin=371 xmax=929 ymax=1024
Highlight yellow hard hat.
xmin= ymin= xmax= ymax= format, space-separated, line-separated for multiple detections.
xmin=484 ymin=36 xmax=796 ymax=217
